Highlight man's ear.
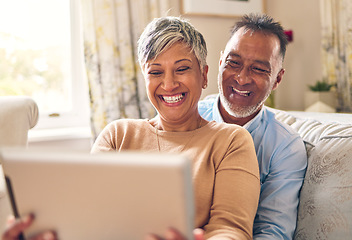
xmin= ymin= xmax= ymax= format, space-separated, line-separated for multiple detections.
xmin=272 ymin=68 xmax=285 ymax=90
xmin=219 ymin=51 xmax=224 ymax=67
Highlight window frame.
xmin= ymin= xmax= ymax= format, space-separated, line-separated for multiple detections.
xmin=34 ymin=0 xmax=90 ymax=130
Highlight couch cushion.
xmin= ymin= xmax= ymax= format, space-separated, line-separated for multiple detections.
xmin=294 ymin=134 xmax=352 ymax=239
xmin=274 ymin=110 xmax=352 ymax=239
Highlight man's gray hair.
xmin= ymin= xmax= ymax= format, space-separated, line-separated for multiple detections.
xmin=231 ymin=13 xmax=288 ymax=60
xmin=137 ymin=16 xmax=207 ymax=70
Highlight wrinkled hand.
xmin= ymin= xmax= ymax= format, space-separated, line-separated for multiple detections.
xmin=2 ymin=214 xmax=56 ymax=240
xmin=145 ymin=228 xmax=205 ymax=240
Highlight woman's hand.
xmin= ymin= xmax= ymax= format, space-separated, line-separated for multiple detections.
xmin=145 ymin=228 xmax=205 ymax=240
xmin=2 ymin=214 xmax=56 ymax=240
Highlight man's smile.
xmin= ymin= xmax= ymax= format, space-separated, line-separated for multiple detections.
xmin=231 ymin=87 xmax=251 ymax=97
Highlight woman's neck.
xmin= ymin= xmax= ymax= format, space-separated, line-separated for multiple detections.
xmin=149 ymin=115 xmax=206 ymax=132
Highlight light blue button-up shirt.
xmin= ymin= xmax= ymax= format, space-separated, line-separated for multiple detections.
xmin=198 ymin=94 xmax=307 ymax=240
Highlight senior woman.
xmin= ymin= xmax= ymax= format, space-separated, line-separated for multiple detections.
xmin=2 ymin=17 xmax=260 ymax=240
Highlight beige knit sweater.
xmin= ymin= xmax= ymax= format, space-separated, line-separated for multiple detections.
xmin=91 ymin=119 xmax=260 ymax=240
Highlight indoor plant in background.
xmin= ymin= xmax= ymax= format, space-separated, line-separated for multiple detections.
xmin=305 ymin=79 xmax=337 ymax=113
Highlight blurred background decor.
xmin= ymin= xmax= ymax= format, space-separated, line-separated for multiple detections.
xmin=305 ymin=79 xmax=336 ymax=113
xmin=320 ymin=0 xmax=352 ymax=113
xmin=80 ymin=0 xmax=174 ymax=139
xmin=181 ymin=0 xmax=264 ymax=17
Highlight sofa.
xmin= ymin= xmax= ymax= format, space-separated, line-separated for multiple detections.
xmin=273 ymin=109 xmax=352 ymax=240
xmin=0 ymin=101 xmax=351 ymax=239
xmin=0 ymin=96 xmax=39 ymax=235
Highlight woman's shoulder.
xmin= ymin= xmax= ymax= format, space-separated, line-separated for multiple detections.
xmin=206 ymin=121 xmax=248 ymax=133
xmin=107 ymin=118 xmax=147 ymax=125
xmin=104 ymin=118 xmax=151 ymax=131
xmin=203 ymin=121 xmax=253 ymax=142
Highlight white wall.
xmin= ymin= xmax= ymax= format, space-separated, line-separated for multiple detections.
xmin=28 ymin=128 xmax=93 ymax=152
xmin=29 ymin=137 xmax=92 ymax=152
xmin=266 ymin=0 xmax=322 ymax=110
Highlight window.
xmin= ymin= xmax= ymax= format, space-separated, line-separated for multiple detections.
xmin=0 ymin=0 xmax=90 ymax=130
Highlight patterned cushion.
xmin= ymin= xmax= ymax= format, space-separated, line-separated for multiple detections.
xmin=294 ymin=134 xmax=352 ymax=239
xmin=274 ymin=109 xmax=352 ymax=239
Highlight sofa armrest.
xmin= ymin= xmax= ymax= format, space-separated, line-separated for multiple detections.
xmin=0 ymin=96 xmax=39 ymax=147
xmin=0 ymin=96 xmax=39 ymax=235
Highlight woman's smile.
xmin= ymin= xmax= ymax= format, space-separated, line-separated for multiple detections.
xmin=159 ymin=93 xmax=186 ymax=104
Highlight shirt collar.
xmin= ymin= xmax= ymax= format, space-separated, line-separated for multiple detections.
xmin=243 ymin=107 xmax=264 ymax=131
xmin=212 ymin=95 xmax=225 ymax=123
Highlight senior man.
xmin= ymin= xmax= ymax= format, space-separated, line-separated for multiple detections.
xmin=199 ymin=13 xmax=307 ymax=240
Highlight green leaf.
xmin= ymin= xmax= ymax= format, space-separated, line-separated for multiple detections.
xmin=308 ymin=80 xmax=334 ymax=92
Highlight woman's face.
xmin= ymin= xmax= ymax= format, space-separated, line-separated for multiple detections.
xmin=142 ymin=42 xmax=208 ymax=127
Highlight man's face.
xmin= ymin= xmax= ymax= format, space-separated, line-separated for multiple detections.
xmin=218 ymin=27 xmax=285 ymax=120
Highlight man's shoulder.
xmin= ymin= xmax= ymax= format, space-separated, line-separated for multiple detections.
xmin=262 ymin=107 xmax=301 ymax=139
xmin=259 ymin=107 xmax=307 ymax=161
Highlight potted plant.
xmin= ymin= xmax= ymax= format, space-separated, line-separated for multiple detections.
xmin=305 ymin=79 xmax=337 ymax=112
xmin=308 ymin=80 xmax=334 ymax=92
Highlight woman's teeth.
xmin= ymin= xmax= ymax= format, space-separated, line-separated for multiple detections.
xmin=162 ymin=93 xmax=185 ymax=103
xmin=232 ymin=87 xmax=250 ymax=96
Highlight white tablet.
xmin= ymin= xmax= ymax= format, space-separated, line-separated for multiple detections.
xmin=0 ymin=148 xmax=195 ymax=240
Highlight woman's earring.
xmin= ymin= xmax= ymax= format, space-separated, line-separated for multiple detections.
xmin=203 ymin=83 xmax=208 ymax=89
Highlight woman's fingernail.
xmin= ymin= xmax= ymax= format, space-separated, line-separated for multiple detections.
xmin=165 ymin=228 xmax=176 ymax=239
xmin=23 ymin=214 xmax=33 ymax=224
xmin=193 ymin=228 xmax=203 ymax=234
xmin=144 ymin=234 xmax=156 ymax=240
xmin=42 ymin=231 xmax=56 ymax=240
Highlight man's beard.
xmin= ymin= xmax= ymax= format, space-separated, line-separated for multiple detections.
xmin=218 ymin=73 xmax=273 ymax=119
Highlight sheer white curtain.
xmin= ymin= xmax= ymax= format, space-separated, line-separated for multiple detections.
xmin=80 ymin=0 xmax=175 ymax=138
xmin=320 ymin=0 xmax=352 ymax=112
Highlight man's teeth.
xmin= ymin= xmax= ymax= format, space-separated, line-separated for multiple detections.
xmin=232 ymin=87 xmax=250 ymax=96
xmin=162 ymin=94 xmax=184 ymax=103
